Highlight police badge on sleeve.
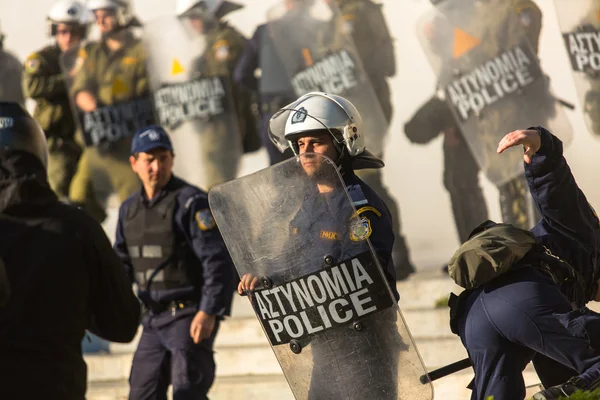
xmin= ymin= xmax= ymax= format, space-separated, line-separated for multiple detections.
xmin=196 ymin=209 xmax=217 ymax=231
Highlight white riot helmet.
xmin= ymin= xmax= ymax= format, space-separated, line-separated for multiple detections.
xmin=47 ymin=1 xmax=89 ymax=37
xmin=269 ymin=92 xmax=384 ymax=170
xmin=87 ymin=0 xmax=136 ymax=27
xmin=176 ymin=0 xmax=243 ymax=19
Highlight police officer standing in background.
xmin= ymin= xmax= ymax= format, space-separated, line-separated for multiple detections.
xmin=114 ymin=125 xmax=235 ymax=399
xmin=176 ymin=0 xmax=259 ymax=188
xmin=68 ymin=0 xmax=149 ymax=217
xmin=233 ymin=0 xmax=310 ymax=166
xmin=0 ymin=21 xmax=25 ymax=104
xmin=406 ymin=0 xmax=545 ymax=249
xmin=327 ymin=0 xmax=415 ymax=279
xmin=23 ymin=1 xmax=89 ymax=204
xmin=0 ymin=102 xmax=140 ymax=399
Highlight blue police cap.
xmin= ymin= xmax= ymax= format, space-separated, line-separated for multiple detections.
xmin=130 ymin=125 xmax=173 ymax=155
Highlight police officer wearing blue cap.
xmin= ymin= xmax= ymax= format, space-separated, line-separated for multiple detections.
xmin=113 ymin=125 xmax=236 ymax=400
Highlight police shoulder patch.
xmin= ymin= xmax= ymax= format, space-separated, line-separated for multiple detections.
xmin=342 ymin=14 xmax=356 ymax=35
xmin=213 ymin=39 xmax=230 ymax=62
xmin=121 ymin=56 xmax=138 ymax=66
xmin=25 ymin=55 xmax=41 ymax=73
xmin=349 ymin=206 xmax=381 ymax=242
xmin=350 ymin=216 xmax=372 ymax=242
xmin=195 ymin=209 xmax=216 ymax=231
xmin=77 ymin=47 xmax=88 ymax=59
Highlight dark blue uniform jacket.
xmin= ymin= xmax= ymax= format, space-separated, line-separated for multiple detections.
xmin=114 ymin=176 xmax=235 ymax=317
xmin=288 ymin=170 xmax=399 ymax=301
xmin=528 ymin=127 xmax=600 ymax=304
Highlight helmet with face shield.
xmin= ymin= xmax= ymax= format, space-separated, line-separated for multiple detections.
xmin=268 ymin=92 xmax=384 ymax=169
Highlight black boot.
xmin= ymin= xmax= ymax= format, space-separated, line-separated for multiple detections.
xmin=533 ymin=377 xmax=599 ymax=399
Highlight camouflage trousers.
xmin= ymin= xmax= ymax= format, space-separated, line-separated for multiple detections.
xmin=69 ymin=143 xmax=139 ymax=222
xmin=48 ymin=137 xmax=106 ymax=222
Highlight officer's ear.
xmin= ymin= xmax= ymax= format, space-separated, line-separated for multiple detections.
xmin=129 ymin=154 xmax=139 ymax=172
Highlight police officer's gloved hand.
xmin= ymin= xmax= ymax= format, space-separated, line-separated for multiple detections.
xmin=532 ymin=377 xmax=592 ymax=399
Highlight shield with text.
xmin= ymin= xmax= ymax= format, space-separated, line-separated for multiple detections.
xmin=417 ymin=0 xmax=572 ymax=185
xmin=555 ymin=0 xmax=600 ymax=139
xmin=208 ymin=154 xmax=432 ymax=400
xmin=143 ymin=15 xmax=241 ymax=189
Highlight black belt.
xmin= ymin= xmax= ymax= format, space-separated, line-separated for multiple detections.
xmin=142 ymin=300 xmax=197 ymax=315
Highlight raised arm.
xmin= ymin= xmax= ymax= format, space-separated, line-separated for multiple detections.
xmin=497 ymin=127 xmax=599 ymax=247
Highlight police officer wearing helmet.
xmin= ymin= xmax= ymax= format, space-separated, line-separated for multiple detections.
xmin=68 ymin=0 xmax=149 ymax=219
xmin=22 ymin=1 xmax=102 ymax=218
xmin=0 ymin=102 xmax=140 ymax=399
xmin=239 ymin=92 xmax=400 ymax=398
xmin=114 ymin=125 xmax=235 ymax=399
xmin=246 ymin=91 xmax=399 ymax=298
xmin=176 ymin=0 xmax=260 ymax=188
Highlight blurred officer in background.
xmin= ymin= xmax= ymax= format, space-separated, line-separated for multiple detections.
xmin=114 ymin=125 xmax=235 ymax=399
xmin=327 ymin=0 xmax=415 ymax=279
xmin=68 ymin=0 xmax=149 ymax=219
xmin=177 ymin=0 xmax=260 ymax=188
xmin=233 ymin=0 xmax=311 ymax=166
xmin=406 ymin=0 xmax=545 ymax=248
xmin=0 ymin=102 xmax=140 ymax=400
xmin=23 ymin=1 xmax=90 ymax=204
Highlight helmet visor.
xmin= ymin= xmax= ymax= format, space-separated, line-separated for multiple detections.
xmin=268 ymin=94 xmax=346 ymax=153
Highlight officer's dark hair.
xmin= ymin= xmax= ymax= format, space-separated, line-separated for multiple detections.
xmin=0 ymin=102 xmax=48 ymax=169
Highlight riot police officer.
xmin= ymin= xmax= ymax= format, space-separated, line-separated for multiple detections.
xmin=0 ymin=102 xmax=140 ymax=399
xmin=68 ymin=0 xmax=149 ymax=216
xmin=114 ymin=125 xmax=235 ymax=399
xmin=407 ymin=0 xmax=546 ymax=246
xmin=0 ymin=20 xmax=25 ymax=104
xmin=22 ymin=1 xmax=105 ymax=220
xmin=240 ymin=92 xmax=401 ymax=399
xmin=176 ymin=0 xmax=259 ymax=188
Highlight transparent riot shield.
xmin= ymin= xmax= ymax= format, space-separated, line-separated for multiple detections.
xmin=417 ymin=0 xmax=572 ymax=186
xmin=555 ymin=0 xmax=600 ymax=139
xmin=60 ymin=32 xmax=155 ymax=207
xmin=60 ymin=42 xmax=155 ymax=152
xmin=209 ymin=154 xmax=432 ymax=400
xmin=143 ymin=15 xmax=242 ymax=190
xmin=263 ymin=0 xmax=389 ymax=156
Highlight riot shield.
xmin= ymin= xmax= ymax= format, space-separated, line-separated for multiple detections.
xmin=60 ymin=33 xmax=155 ymax=207
xmin=417 ymin=0 xmax=572 ymax=186
xmin=60 ymin=41 xmax=155 ymax=152
xmin=554 ymin=0 xmax=600 ymax=139
xmin=208 ymin=154 xmax=432 ymax=400
xmin=263 ymin=0 xmax=389 ymax=156
xmin=143 ymin=15 xmax=242 ymax=189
